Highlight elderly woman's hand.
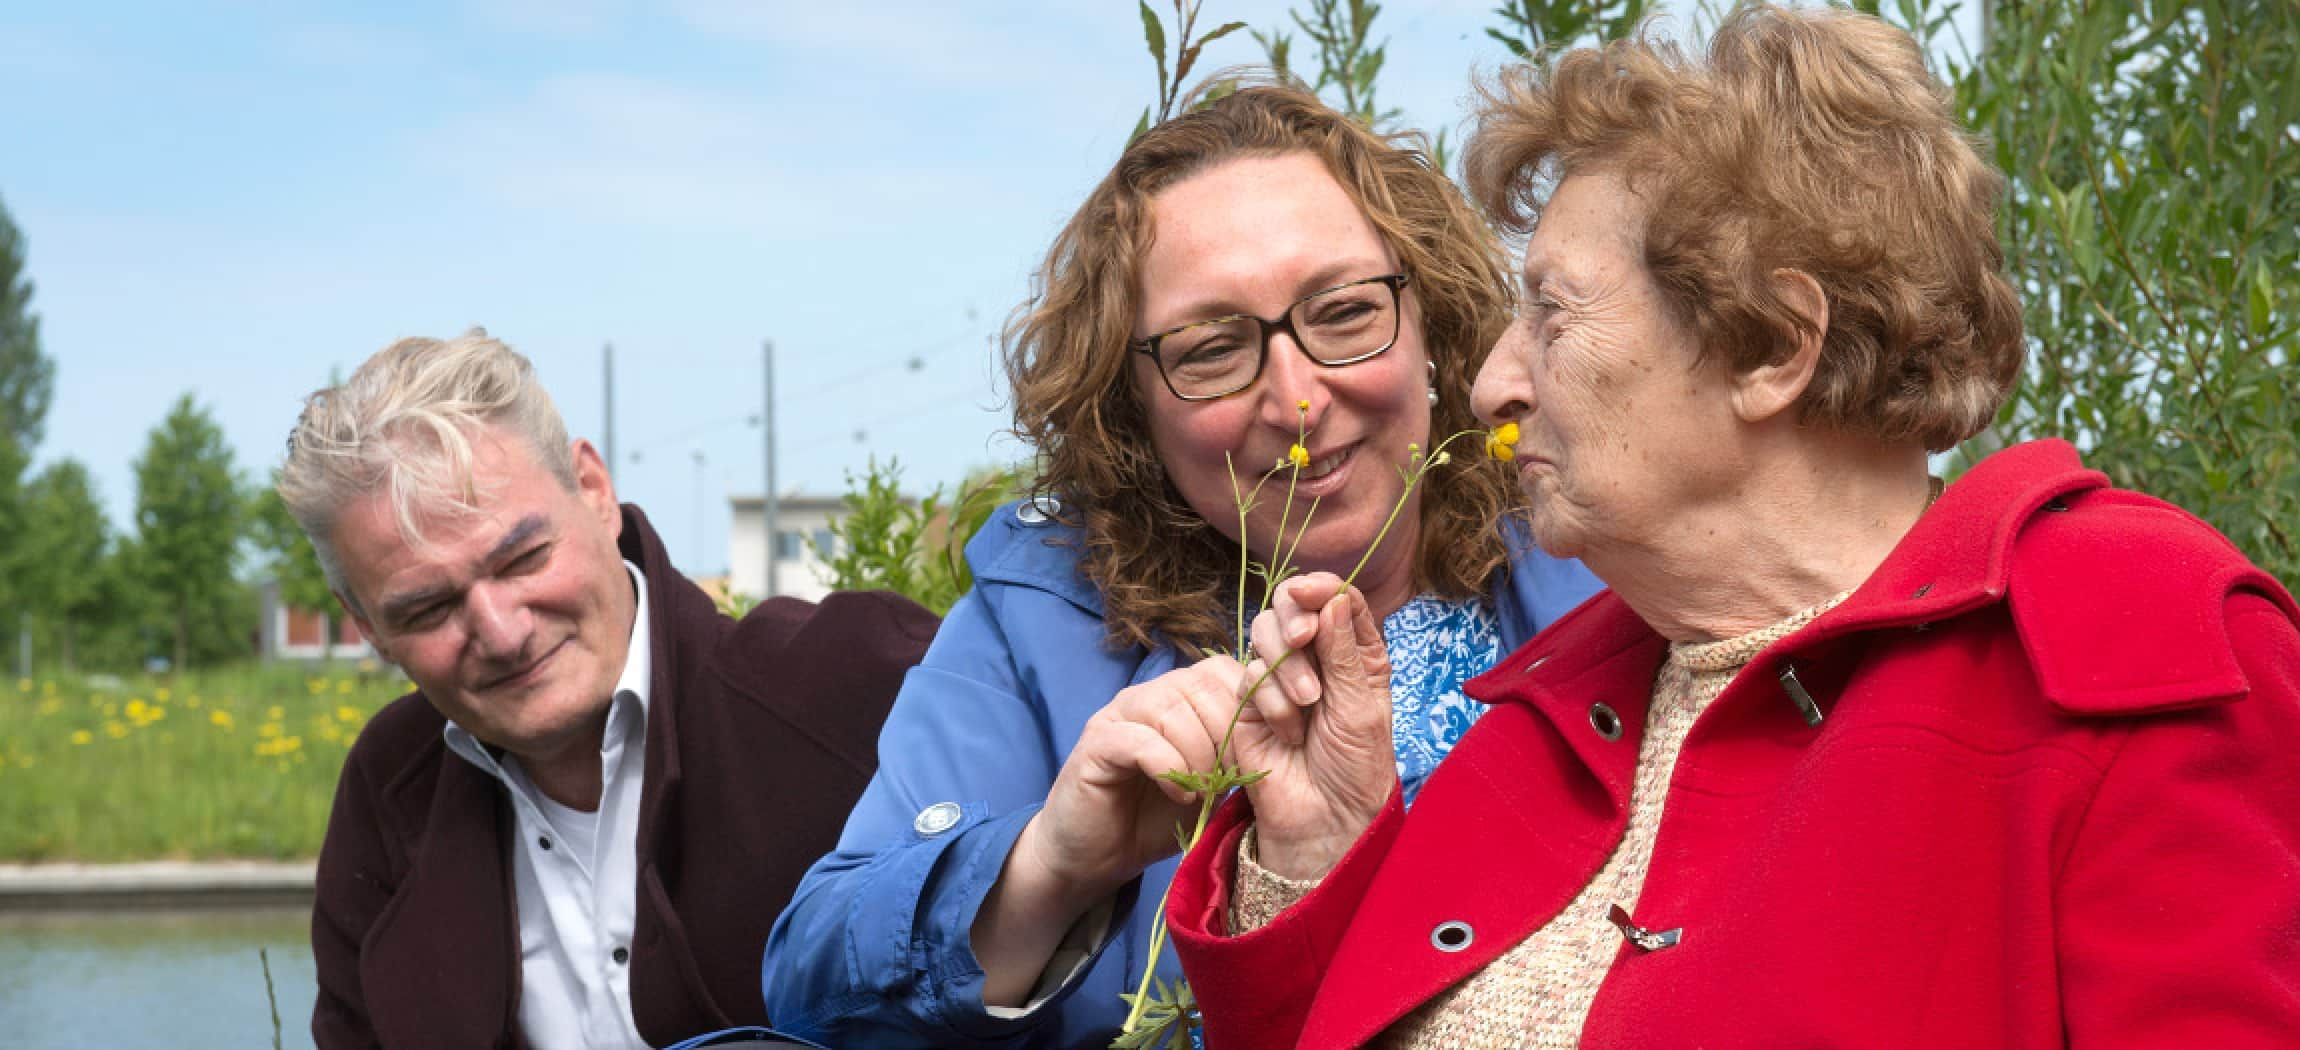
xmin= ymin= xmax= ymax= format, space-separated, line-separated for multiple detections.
xmin=1231 ymin=573 xmax=1398 ymax=881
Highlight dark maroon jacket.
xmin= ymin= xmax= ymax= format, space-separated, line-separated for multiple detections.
xmin=311 ymin=505 xmax=938 ymax=1048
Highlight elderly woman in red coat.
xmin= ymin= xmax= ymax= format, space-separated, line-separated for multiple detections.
xmin=1082 ymin=5 xmax=2300 ymax=1047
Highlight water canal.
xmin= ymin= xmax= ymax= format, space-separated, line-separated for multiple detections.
xmin=0 ymin=906 xmax=317 ymax=1048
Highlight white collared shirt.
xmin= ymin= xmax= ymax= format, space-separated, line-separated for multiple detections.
xmin=445 ymin=560 xmax=652 ymax=1050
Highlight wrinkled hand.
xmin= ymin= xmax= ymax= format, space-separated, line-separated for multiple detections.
xmin=1227 ymin=572 xmax=1396 ymax=881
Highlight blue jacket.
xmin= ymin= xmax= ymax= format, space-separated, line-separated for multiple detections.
xmin=763 ymin=498 xmax=1602 ymax=1047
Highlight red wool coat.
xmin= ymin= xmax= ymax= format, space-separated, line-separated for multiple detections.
xmin=1169 ymin=440 xmax=2300 ymax=1048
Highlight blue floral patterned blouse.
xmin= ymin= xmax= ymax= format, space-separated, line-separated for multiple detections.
xmin=1384 ymin=592 xmax=1503 ymax=807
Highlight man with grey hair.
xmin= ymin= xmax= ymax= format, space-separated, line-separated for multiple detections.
xmin=284 ymin=329 xmax=936 ymax=1048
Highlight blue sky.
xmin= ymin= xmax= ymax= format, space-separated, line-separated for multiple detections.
xmin=4 ymin=1 xmax=1968 ymax=576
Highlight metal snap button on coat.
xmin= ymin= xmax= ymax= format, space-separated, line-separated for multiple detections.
xmin=1588 ymin=702 xmax=1623 ymax=741
xmin=1014 ymin=496 xmax=1061 ymax=524
xmin=913 ymin=802 xmax=963 ymax=836
xmin=1430 ymin=920 xmax=1474 ymax=952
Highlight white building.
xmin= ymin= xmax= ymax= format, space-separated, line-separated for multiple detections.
xmin=255 ymin=578 xmax=377 ymax=663
xmin=727 ymin=492 xmax=849 ymax=602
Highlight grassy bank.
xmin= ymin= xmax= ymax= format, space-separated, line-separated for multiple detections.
xmin=0 ymin=664 xmax=405 ymax=862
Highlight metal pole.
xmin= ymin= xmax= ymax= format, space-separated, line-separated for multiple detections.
xmin=603 ymin=342 xmax=616 ymax=485
xmin=692 ymin=450 xmax=707 ymax=571
xmin=763 ymin=339 xmax=779 ymax=598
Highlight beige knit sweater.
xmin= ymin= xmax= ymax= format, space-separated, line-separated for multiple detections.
xmin=1229 ymin=593 xmax=1849 ymax=1049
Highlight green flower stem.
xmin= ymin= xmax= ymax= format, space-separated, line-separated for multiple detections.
xmin=1119 ymin=426 xmax=1489 ymax=1045
xmin=1121 ymin=783 xmax=1221 ymax=1035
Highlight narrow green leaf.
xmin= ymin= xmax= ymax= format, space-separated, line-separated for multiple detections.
xmin=1357 ymin=47 xmax=1386 ymax=96
xmin=2248 ymin=261 xmax=2275 ymax=334
xmin=1484 ymin=26 xmax=1532 ymax=60
xmin=1200 ymin=20 xmax=1249 ymax=46
xmin=1140 ymin=0 xmax=1167 ymax=66
xmin=1140 ymin=0 xmax=1169 ymax=109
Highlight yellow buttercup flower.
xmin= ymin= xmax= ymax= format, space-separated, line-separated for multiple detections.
xmin=71 ymin=730 xmax=93 ymax=746
xmin=1287 ymin=443 xmax=1310 ymax=469
xmin=210 ymin=710 xmax=235 ymax=730
xmin=1485 ymin=422 xmax=1521 ymax=461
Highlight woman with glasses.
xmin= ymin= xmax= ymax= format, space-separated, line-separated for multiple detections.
xmin=1162 ymin=8 xmax=2300 ymax=1047
xmin=762 ymin=82 xmax=1600 ymax=1047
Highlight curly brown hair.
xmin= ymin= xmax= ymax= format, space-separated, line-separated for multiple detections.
xmin=1005 ymin=81 xmax=1519 ymax=654
xmin=1464 ymin=3 xmax=2024 ymax=452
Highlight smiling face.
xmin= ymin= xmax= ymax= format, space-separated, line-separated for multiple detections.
xmin=1472 ymin=171 xmax=1746 ymax=561
xmin=1134 ymin=152 xmax=1431 ymax=610
xmin=333 ymin=428 xmax=634 ymax=768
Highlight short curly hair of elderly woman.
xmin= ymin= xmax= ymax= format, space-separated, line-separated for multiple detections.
xmin=1465 ymin=2 xmax=2024 ymax=453
xmin=1005 ymin=79 xmax=1519 ymax=655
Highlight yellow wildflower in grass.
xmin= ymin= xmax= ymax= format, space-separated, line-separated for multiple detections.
xmin=71 ymin=730 xmax=93 ymax=746
xmin=210 ymin=709 xmax=235 ymax=730
xmin=1485 ymin=421 xmax=1521 ymax=461
xmin=307 ymin=678 xmax=327 ymax=695
xmin=266 ymin=705 xmax=285 ymax=722
xmin=36 ymin=697 xmax=60 ymax=716
xmin=254 ymin=735 xmax=306 ymax=759
xmin=336 ymin=705 xmax=362 ymax=723
xmin=259 ymin=722 xmax=283 ymax=739
xmin=337 ymin=679 xmax=354 ymax=694
xmin=126 ymin=698 xmax=150 ymax=721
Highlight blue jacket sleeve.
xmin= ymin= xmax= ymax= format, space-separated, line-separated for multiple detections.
xmin=763 ymin=568 xmax=1179 ymax=1048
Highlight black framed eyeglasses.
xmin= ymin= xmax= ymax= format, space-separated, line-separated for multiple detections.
xmin=1130 ymin=273 xmax=1410 ymax=401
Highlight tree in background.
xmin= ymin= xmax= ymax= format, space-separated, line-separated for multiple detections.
xmin=1957 ymin=0 xmax=2296 ymax=581
xmin=249 ymin=481 xmax=341 ymax=660
xmin=13 ymin=459 xmax=110 ymax=670
xmin=0 ymin=196 xmax=50 ymax=482
xmin=812 ymin=458 xmax=1025 ymax=616
xmin=1484 ymin=0 xmax=1654 ymax=58
xmin=1254 ymin=0 xmax=1399 ymax=129
xmin=0 ymin=195 xmax=57 ymax=637
xmin=133 ymin=393 xmax=246 ymax=671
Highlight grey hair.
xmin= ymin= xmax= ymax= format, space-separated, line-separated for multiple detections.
xmin=277 ymin=328 xmax=576 ymax=612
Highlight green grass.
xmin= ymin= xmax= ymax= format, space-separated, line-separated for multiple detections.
xmin=0 ymin=663 xmax=405 ymax=862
